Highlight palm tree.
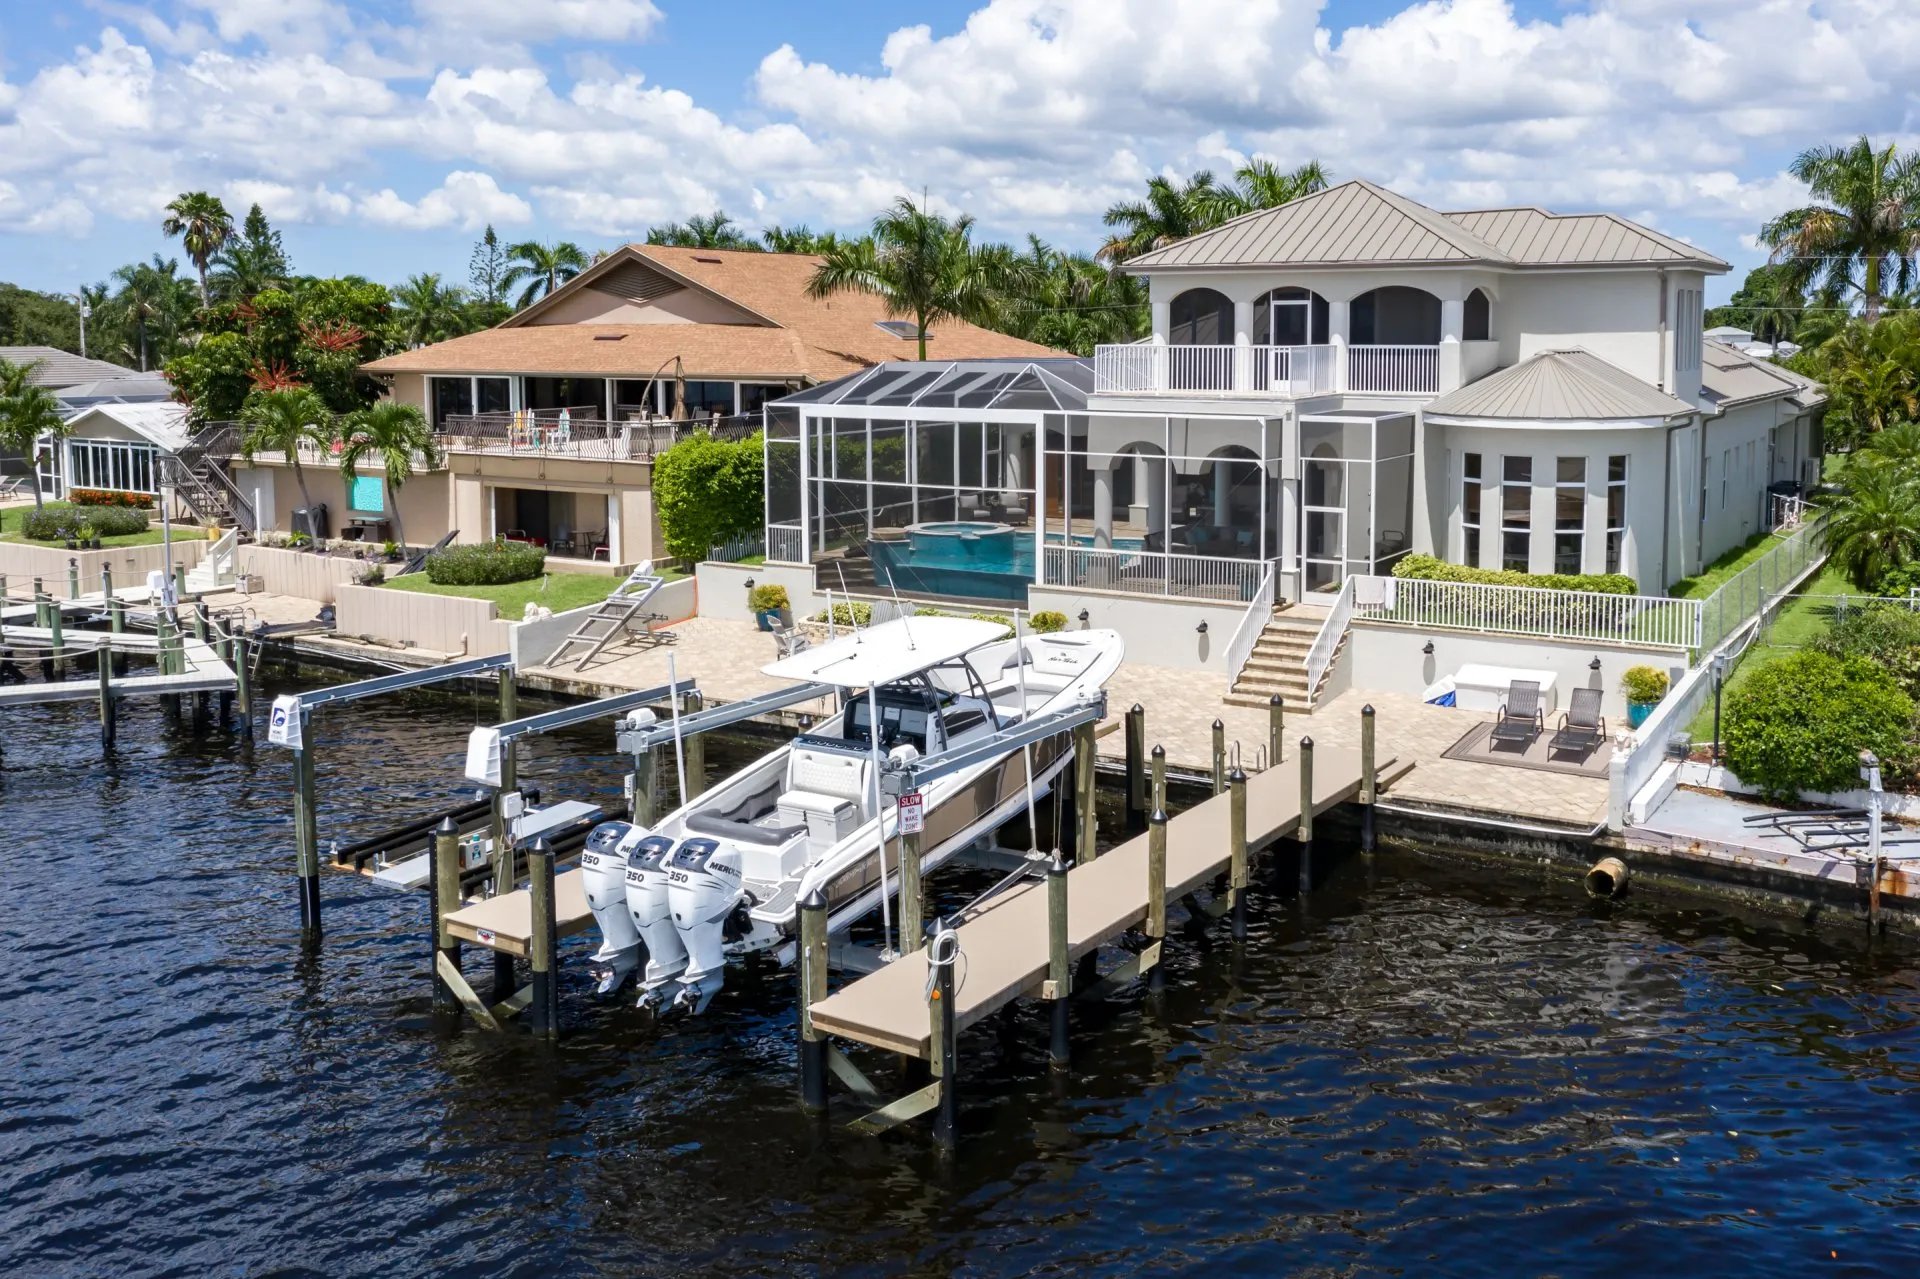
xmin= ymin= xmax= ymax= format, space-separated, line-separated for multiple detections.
xmin=210 ymin=203 xmax=291 ymax=301
xmin=338 ymin=400 xmax=438 ymax=551
xmin=1213 ymin=159 xmax=1330 ymax=219
xmin=1821 ymin=460 xmax=1920 ymax=590
xmin=807 ymin=199 xmax=1027 ymax=360
xmin=1097 ymin=171 xmax=1230 ymax=264
xmin=647 ymin=211 xmax=762 ymax=250
xmin=111 ymin=255 xmax=193 ymax=371
xmin=501 ymin=240 xmax=588 ymax=309
xmin=0 ymin=358 xmax=66 ymax=510
xmin=392 ymin=273 xmax=467 ymax=347
xmin=240 ymin=386 xmax=335 ymax=520
xmin=1763 ymin=137 xmax=1920 ymax=324
xmin=763 ymin=224 xmax=847 ymax=255
xmin=1818 ymin=314 xmax=1920 ymax=445
xmin=1003 ymin=236 xmax=1148 ymax=355
xmin=162 ymin=191 xmax=235 ymax=307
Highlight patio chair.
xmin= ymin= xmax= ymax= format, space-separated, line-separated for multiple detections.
xmin=1489 ymin=680 xmax=1544 ymax=749
xmin=1548 ymin=687 xmax=1607 ymax=758
xmin=773 ymin=625 xmax=811 ymax=659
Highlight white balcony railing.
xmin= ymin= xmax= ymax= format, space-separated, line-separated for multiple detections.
xmin=1349 ymin=575 xmax=1702 ymax=649
xmin=1347 ymin=345 xmax=1439 ymax=394
xmin=1041 ymin=544 xmax=1269 ymax=602
xmin=1093 ymin=344 xmax=1338 ymax=397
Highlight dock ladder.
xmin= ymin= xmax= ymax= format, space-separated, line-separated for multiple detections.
xmin=544 ymin=565 xmax=669 ymax=669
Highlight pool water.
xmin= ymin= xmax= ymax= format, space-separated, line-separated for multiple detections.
xmin=870 ymin=524 xmax=1146 ymax=601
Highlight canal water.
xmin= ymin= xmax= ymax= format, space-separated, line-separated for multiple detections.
xmin=3 ymin=673 xmax=1918 ymax=1277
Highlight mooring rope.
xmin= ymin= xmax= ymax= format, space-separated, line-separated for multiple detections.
xmin=924 ymin=920 xmax=966 ymax=998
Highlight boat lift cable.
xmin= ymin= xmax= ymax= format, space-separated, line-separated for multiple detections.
xmin=1014 ymin=613 xmax=1039 ymax=852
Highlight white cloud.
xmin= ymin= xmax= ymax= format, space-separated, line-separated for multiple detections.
xmin=356 ymin=171 xmax=532 ymax=230
xmin=0 ymin=181 xmax=94 ymax=235
xmin=410 ymin=0 xmax=663 ymax=44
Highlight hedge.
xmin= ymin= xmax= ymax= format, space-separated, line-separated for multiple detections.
xmin=424 ymin=540 xmax=546 ymax=586
xmin=18 ymin=505 xmax=150 ymax=540
xmin=653 ymin=429 xmax=764 ymax=563
xmin=1391 ymin=553 xmax=1638 ymax=596
xmin=1723 ymin=650 xmax=1913 ymax=799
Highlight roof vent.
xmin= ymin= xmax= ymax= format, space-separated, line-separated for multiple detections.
xmin=692 ymin=255 xmax=723 ymax=263
xmin=875 ymin=320 xmax=928 ymax=341
xmin=593 ymin=333 xmax=627 ymax=341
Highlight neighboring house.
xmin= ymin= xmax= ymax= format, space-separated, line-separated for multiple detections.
xmin=38 ymin=401 xmax=189 ymax=501
xmin=763 ymin=179 xmax=1825 ymax=611
xmin=223 ymin=245 xmax=1061 ymax=563
xmin=1 ymin=346 xmax=159 ymax=490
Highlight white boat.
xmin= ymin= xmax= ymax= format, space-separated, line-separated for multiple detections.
xmin=578 ymin=615 xmax=1123 ymax=1013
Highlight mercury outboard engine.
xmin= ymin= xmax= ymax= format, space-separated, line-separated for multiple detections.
xmin=666 ymin=838 xmax=744 ymax=1015
xmin=625 ymin=834 xmax=688 ymax=1012
xmin=580 ymin=821 xmax=643 ymax=995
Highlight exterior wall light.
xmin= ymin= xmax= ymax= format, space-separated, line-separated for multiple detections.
xmin=1196 ymin=620 xmax=1208 ymax=635
xmin=1589 ymin=656 xmax=1602 ymax=671
xmin=744 ymin=578 xmax=755 ymax=590
xmin=1422 ymin=640 xmax=1434 ymax=655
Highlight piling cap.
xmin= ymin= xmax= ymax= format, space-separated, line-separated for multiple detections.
xmin=1299 ymin=735 xmax=1314 ymax=749
xmin=1362 ymin=704 xmax=1375 ymax=717
xmin=1270 ymin=694 xmax=1283 ymax=706
xmin=530 ymin=836 xmax=552 ymax=853
xmin=1151 ymin=743 xmax=1165 ymax=758
xmin=1048 ymin=848 xmax=1066 ymax=874
xmin=1149 ymin=806 xmax=1168 ymax=825
xmin=1212 ymin=718 xmax=1224 ymax=730
xmin=800 ymin=887 xmax=829 ymax=911
xmin=435 ymin=816 xmax=459 ymax=835
xmin=1227 ymin=767 xmax=1247 ymax=783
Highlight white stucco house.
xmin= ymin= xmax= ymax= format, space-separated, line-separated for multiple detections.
xmin=760 ymin=179 xmax=1825 ymax=616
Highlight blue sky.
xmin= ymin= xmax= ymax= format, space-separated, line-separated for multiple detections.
xmin=1 ymin=1 xmax=1911 ymax=304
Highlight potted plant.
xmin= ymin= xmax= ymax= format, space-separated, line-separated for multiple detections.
xmin=748 ymin=583 xmax=791 ymax=631
xmin=1621 ymin=665 xmax=1669 ymax=728
xmin=382 ymin=540 xmax=403 ymax=563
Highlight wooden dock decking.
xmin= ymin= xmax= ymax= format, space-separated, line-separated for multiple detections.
xmin=808 ymin=745 xmax=1411 ymax=1058
xmin=0 ymin=627 xmax=236 ymax=707
xmin=443 ymin=868 xmax=594 ymax=958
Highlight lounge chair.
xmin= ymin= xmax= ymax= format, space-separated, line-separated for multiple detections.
xmin=1549 ymin=687 xmax=1607 ymax=758
xmin=1489 ymin=680 xmax=1544 ymax=749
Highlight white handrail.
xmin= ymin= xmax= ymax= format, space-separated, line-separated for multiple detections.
xmin=1302 ymin=577 xmax=1356 ymax=706
xmin=1349 ymin=575 xmax=1701 ymax=649
xmin=1041 ymin=544 xmax=1267 ymax=601
xmin=1346 ymin=344 xmax=1439 ymax=394
xmin=1092 ymin=344 xmax=1338 ymax=396
xmin=1224 ymin=562 xmax=1276 ymax=686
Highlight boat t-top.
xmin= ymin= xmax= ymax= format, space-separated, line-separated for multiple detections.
xmin=579 ymin=613 xmax=1124 ymax=1014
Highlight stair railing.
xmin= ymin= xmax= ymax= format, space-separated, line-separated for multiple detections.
xmin=1224 ymin=561 xmax=1276 ymax=688
xmin=1301 ymin=576 xmax=1356 ymax=708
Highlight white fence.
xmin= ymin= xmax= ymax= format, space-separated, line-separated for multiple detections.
xmin=765 ymin=523 xmax=806 ymax=565
xmin=1302 ymin=576 xmax=1356 ymax=705
xmin=1695 ymin=519 xmax=1825 ymax=652
xmin=1346 ymin=344 xmax=1438 ymax=394
xmin=1350 ymin=574 xmax=1701 ymax=649
xmin=1041 ymin=544 xmax=1269 ymax=601
xmin=1224 ymin=563 xmax=1276 ymax=686
xmin=1092 ymin=344 xmax=1338 ymax=397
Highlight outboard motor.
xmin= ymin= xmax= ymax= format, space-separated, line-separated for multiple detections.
xmin=580 ymin=821 xmax=643 ymax=995
xmin=625 ymin=834 xmax=688 ymax=1011
xmin=666 ymin=838 xmax=744 ymax=1014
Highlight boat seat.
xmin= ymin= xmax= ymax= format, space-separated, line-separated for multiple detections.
xmin=787 ymin=746 xmax=868 ymax=804
xmin=685 ymin=813 xmax=805 ymax=846
xmin=778 ymin=788 xmax=861 ymax=857
xmin=778 ymin=789 xmax=857 ymax=818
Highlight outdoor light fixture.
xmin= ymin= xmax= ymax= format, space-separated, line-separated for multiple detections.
xmin=1711 ymin=652 xmax=1729 ymax=765
xmin=1196 ymin=620 xmax=1209 ymax=635
xmin=1422 ymin=641 xmax=1434 ymax=655
xmin=743 ymin=578 xmax=755 ymax=590
xmin=1077 ymin=609 xmax=1089 ymax=623
xmin=1590 ymin=656 xmax=1602 ymax=671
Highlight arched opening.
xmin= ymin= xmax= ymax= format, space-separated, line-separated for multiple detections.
xmin=1465 ymin=288 xmax=1491 ymax=341
xmin=1350 ymin=286 xmax=1442 ymax=345
xmin=1185 ymin=444 xmax=1264 ymax=556
xmin=1252 ymin=287 xmax=1330 ymax=347
xmin=1168 ymin=287 xmax=1233 ymax=345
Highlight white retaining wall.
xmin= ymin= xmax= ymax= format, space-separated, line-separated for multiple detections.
xmin=1348 ymin=622 xmax=1689 ymax=717
xmin=1026 ymin=585 xmax=1257 ymax=673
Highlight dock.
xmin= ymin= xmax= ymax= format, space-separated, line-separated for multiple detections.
xmin=0 ymin=624 xmax=238 ymax=706
xmin=810 ymin=743 xmax=1409 ymax=1058
xmin=443 ymin=868 xmax=594 ymax=958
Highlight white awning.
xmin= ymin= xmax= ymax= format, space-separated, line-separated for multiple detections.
xmin=763 ymin=615 xmax=1009 ymax=688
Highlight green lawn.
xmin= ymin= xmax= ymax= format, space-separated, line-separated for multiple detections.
xmin=381 ymin=566 xmax=684 ymax=616
xmin=1667 ymin=529 xmax=1786 ymax=600
xmin=0 ymin=500 xmax=198 ymax=548
xmin=1684 ymin=565 xmax=1855 ymax=741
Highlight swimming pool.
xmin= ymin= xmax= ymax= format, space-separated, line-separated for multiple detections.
xmin=867 ymin=521 xmax=1145 ymax=601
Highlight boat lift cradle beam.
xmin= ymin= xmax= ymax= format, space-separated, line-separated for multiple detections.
xmin=878 ymin=692 xmax=1108 ymax=797
xmin=291 ymin=651 xmax=515 ymax=711
xmin=488 ymin=678 xmax=697 ymax=746
xmin=614 ymin=680 xmax=839 ymax=754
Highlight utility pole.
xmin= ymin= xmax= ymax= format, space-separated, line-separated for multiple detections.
xmin=74 ymin=294 xmax=90 ymax=358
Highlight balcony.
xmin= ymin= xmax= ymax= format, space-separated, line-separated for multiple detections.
xmin=1093 ymin=342 xmax=1440 ymax=398
xmin=438 ymin=411 xmax=758 ymax=462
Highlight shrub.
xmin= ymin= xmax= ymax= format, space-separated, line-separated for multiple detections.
xmin=652 ymin=429 xmax=765 ymax=563
xmin=813 ymin=601 xmax=872 ymax=626
xmin=1391 ymin=552 xmax=1638 ymax=596
xmin=425 ymin=539 xmax=545 ymax=586
xmin=357 ymin=564 xmax=387 ymax=586
xmin=970 ymin=611 xmax=1014 ymax=637
xmin=1723 ymin=650 xmax=1914 ymax=800
xmin=68 ymin=488 xmax=154 ymax=508
xmin=1874 ymin=560 xmax=1920 ymax=599
xmin=18 ymin=504 xmax=149 ymax=540
xmin=747 ymin=584 xmax=790 ymax=613
xmin=1621 ymin=665 xmax=1669 ymax=703
xmin=1811 ymin=602 xmax=1920 ymax=701
xmin=1030 ymin=610 xmax=1069 ymax=633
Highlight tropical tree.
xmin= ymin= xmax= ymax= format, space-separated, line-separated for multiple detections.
xmin=392 ymin=273 xmax=468 ymax=347
xmin=1213 ymin=158 xmax=1331 ymax=219
xmin=808 ymin=199 xmax=1028 ymax=360
xmin=1809 ymin=312 xmax=1920 ymax=448
xmin=1763 ymin=137 xmax=1920 ymax=324
xmin=338 ymin=400 xmax=439 ymax=550
xmin=161 ymin=191 xmax=235 ymax=306
xmin=1821 ymin=459 xmax=1920 ymax=592
xmin=240 ymin=385 xmax=336 ymax=519
xmin=1705 ymin=263 xmax=1807 ymax=345
xmin=1002 ymin=236 xmax=1148 ymax=355
xmin=1097 ymin=170 xmax=1231 ymax=264
xmin=762 ymin=225 xmax=845 ymax=255
xmin=0 ymin=357 xmax=67 ymax=509
xmin=111 ymin=255 xmax=195 ymax=371
xmin=210 ymin=203 xmax=291 ymax=301
xmin=647 ymin=211 xmax=762 ymax=251
xmin=501 ymin=240 xmax=588 ymax=308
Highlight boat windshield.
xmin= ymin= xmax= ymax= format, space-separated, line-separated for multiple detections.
xmin=845 ymin=688 xmax=937 ymax=753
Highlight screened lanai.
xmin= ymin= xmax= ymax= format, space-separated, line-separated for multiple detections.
xmin=764 ymin=359 xmax=1284 ymax=604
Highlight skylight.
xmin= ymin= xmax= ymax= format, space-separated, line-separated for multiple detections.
xmin=874 ymin=320 xmax=927 ymax=341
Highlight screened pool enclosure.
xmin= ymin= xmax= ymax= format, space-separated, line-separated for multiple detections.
xmin=764 ymin=360 xmax=1416 ymax=604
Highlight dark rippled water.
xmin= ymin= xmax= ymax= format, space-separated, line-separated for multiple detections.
xmin=3 ymin=671 xmax=1919 ymax=1277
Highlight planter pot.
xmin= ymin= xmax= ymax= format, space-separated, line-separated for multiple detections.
xmin=1627 ymin=700 xmax=1658 ymax=729
xmin=89 ymin=537 xmax=102 ymax=549
xmin=64 ymin=540 xmax=78 ymax=550
xmin=777 ymin=606 xmax=794 ymax=629
xmin=755 ymin=609 xmax=777 ymax=632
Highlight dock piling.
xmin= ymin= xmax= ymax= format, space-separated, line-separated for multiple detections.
xmin=929 ymin=921 xmax=959 ymax=1150
xmin=684 ymin=689 xmax=706 ymax=801
xmin=1297 ymin=736 xmax=1315 ymax=893
xmin=1074 ymin=719 xmax=1097 ymax=860
xmin=1360 ymin=705 xmax=1377 ymax=854
xmin=1211 ymin=719 xmax=1226 ymax=794
xmin=432 ymin=818 xmax=462 ymax=1010
xmin=68 ymin=560 xmax=79 ymax=600
xmin=172 ymin=562 xmax=186 ymax=604
xmin=1269 ymin=695 xmax=1284 ymax=766
xmin=898 ymin=826 xmax=924 ymax=954
xmin=1228 ymin=767 xmax=1248 ymax=941
xmin=629 ymin=746 xmax=656 ymax=826
xmin=108 ymin=595 xmax=126 ymax=676
xmin=1146 ymin=792 xmax=1168 ymax=994
xmin=97 ymin=647 xmax=115 ymax=751
xmin=47 ymin=595 xmax=64 ymax=675
xmin=294 ymin=741 xmax=321 ymax=937
xmin=497 ymin=665 xmax=516 ymax=722
xmin=1150 ymin=742 xmax=1165 ymax=819
xmin=797 ymin=888 xmax=829 ymax=1112
xmin=1046 ymin=849 xmax=1070 ymax=1066
xmin=232 ymin=635 xmax=252 ymax=736
xmin=491 ymin=739 xmax=518 ymax=896
xmin=528 ymin=839 xmax=558 ymax=1039
xmin=101 ymin=564 xmax=112 ymax=600
xmin=1124 ymin=703 xmax=1146 ymax=830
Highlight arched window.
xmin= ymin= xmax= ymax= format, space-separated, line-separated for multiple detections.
xmin=1350 ymin=286 xmax=1442 ymax=345
xmin=1252 ymin=287 xmax=1330 ymax=346
xmin=1465 ymin=288 xmax=1491 ymax=341
xmin=1168 ymin=287 xmax=1233 ymax=345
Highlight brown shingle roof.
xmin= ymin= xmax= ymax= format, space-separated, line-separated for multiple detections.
xmin=367 ymin=244 xmax=1064 ymax=382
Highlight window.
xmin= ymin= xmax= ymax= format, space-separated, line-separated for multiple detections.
xmin=476 ymin=377 xmax=511 ymax=414
xmin=739 ymin=383 xmax=789 ymax=414
xmin=1253 ymin=287 xmax=1329 ymax=346
xmin=1464 ymin=288 xmax=1491 ymax=341
xmin=67 ymin=439 xmax=157 ymax=494
xmin=1554 ymin=456 xmax=1586 ymax=575
xmin=1606 ymin=455 xmax=1628 ymax=574
xmin=1501 ymin=455 xmax=1532 ymax=572
xmin=430 ymin=376 xmax=473 ymax=429
xmin=1461 ymin=452 xmax=1482 ymax=566
xmin=683 ymin=381 xmax=736 ymax=416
